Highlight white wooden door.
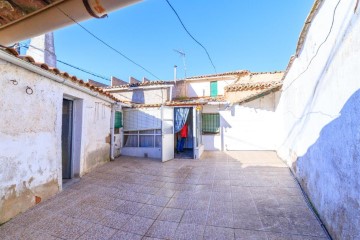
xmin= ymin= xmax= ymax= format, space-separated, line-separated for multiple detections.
xmin=162 ymin=106 xmax=174 ymax=162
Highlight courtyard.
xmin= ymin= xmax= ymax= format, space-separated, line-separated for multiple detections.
xmin=0 ymin=151 xmax=328 ymax=240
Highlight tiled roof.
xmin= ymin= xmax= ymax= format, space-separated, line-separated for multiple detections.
xmin=1 ymin=47 xmax=121 ymax=102
xmin=225 ymin=71 xmax=284 ymax=104
xmin=0 ymin=0 xmax=63 ymax=28
xmin=226 ymin=71 xmax=284 ymax=91
xmin=232 ymin=86 xmax=282 ymax=104
xmin=171 ymin=96 xmax=227 ymax=104
xmin=103 ymin=81 xmax=173 ymax=90
xmin=225 ymin=81 xmax=282 ymax=92
xmin=130 ymin=96 xmax=226 ymax=108
xmin=186 ymin=70 xmax=250 ymax=80
xmin=233 ymin=71 xmax=284 ymax=84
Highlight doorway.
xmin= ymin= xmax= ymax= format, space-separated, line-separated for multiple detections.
xmin=62 ymin=99 xmax=73 ymax=179
xmin=174 ymin=107 xmax=194 ymax=159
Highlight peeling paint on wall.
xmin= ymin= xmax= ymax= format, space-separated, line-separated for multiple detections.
xmin=0 ymin=178 xmax=59 ymax=223
xmin=0 ymin=55 xmax=112 ymax=223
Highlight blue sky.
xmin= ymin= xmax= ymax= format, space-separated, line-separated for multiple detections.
xmin=53 ymin=0 xmax=314 ymax=84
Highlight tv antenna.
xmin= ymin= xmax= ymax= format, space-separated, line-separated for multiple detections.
xmin=173 ymin=49 xmax=187 ymax=79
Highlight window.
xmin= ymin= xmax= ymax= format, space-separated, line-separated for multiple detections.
xmin=123 ymin=129 xmax=162 ymax=148
xmin=210 ymin=81 xmax=218 ymax=97
xmin=202 ymin=113 xmax=220 ymax=134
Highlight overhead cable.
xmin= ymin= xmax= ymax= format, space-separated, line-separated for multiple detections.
xmin=165 ymin=0 xmax=217 ymax=73
xmin=20 ymin=44 xmax=111 ymax=82
xmin=56 ymin=7 xmax=161 ymax=80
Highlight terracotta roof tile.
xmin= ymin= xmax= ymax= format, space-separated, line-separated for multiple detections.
xmin=18 ymin=55 xmax=35 ymax=63
xmin=1 ymin=47 xmax=122 ymax=103
xmin=49 ymin=67 xmax=60 ymax=75
xmin=0 ymin=0 xmax=63 ymax=28
xmin=224 ymin=71 xmax=284 ymax=104
xmin=4 ymin=47 xmax=19 ymax=56
xmin=34 ymin=62 xmax=49 ymax=70
xmin=186 ymin=70 xmax=250 ymax=80
xmin=172 ymin=96 xmax=226 ymax=104
xmin=225 ymin=81 xmax=283 ymax=92
xmin=104 ymin=80 xmax=172 ymax=89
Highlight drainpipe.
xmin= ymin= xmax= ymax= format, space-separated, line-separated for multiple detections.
xmin=110 ymin=104 xmax=115 ymax=161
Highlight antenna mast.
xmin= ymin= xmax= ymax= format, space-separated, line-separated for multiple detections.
xmin=173 ymin=49 xmax=187 ymax=79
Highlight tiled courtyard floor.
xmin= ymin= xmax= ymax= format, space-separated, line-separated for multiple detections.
xmin=0 ymin=151 xmax=328 ymax=240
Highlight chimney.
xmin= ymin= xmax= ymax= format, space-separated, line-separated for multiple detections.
xmin=27 ymin=32 xmax=57 ymax=67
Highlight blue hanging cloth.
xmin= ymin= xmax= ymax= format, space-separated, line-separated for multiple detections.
xmin=174 ymin=108 xmax=190 ymax=133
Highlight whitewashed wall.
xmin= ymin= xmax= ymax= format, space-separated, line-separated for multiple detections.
xmin=202 ymin=105 xmax=223 ymax=151
xmin=187 ymin=78 xmax=236 ymax=97
xmin=220 ymin=106 xmax=277 ymax=151
xmin=276 ymin=0 xmax=360 ymax=238
xmin=0 ymin=58 xmax=112 ymax=223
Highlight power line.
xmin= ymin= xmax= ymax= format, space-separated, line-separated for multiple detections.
xmin=56 ymin=59 xmax=111 ymax=81
xmin=20 ymin=44 xmax=111 ymax=82
xmin=56 ymin=6 xmax=161 ymax=80
xmin=165 ymin=0 xmax=217 ymax=73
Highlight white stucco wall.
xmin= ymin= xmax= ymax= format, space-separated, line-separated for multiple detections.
xmin=202 ymin=100 xmax=277 ymax=151
xmin=0 ymin=57 xmax=112 ymax=223
xmin=276 ymin=0 xmax=360 ymax=239
xmin=187 ymin=78 xmax=236 ymax=97
xmin=221 ymin=106 xmax=277 ymax=151
xmin=241 ymin=92 xmax=279 ymax=111
xmin=201 ymin=105 xmax=223 ymax=151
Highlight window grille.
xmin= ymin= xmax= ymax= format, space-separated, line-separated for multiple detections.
xmin=123 ymin=129 xmax=162 ymax=148
xmin=202 ymin=113 xmax=220 ymax=134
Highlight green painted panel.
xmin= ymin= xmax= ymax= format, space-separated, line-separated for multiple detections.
xmin=210 ymin=81 xmax=218 ymax=97
xmin=114 ymin=111 xmax=122 ymax=128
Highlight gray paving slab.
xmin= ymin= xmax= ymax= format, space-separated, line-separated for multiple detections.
xmin=0 ymin=151 xmax=328 ymax=240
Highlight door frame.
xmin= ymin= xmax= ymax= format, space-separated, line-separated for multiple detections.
xmin=62 ymin=98 xmax=73 ymax=179
xmin=62 ymin=95 xmax=83 ymax=179
xmin=161 ymin=106 xmax=174 ymax=162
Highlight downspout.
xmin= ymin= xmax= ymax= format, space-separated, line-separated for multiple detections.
xmin=110 ymin=104 xmax=115 ymax=161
